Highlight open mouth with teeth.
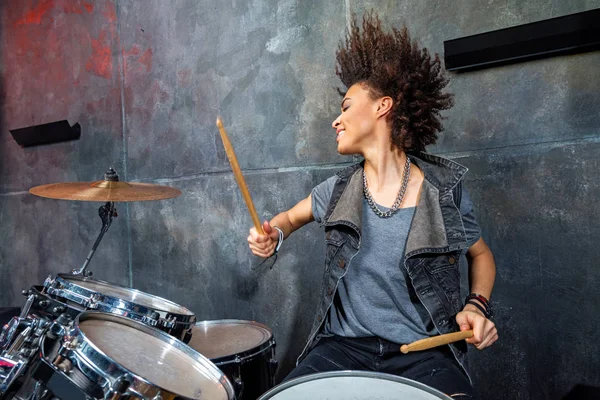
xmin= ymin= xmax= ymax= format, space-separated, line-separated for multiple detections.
xmin=336 ymin=130 xmax=345 ymax=141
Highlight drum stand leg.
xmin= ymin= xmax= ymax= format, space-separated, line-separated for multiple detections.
xmin=26 ymin=381 xmax=49 ymax=400
xmin=268 ymin=345 xmax=278 ymax=389
xmin=234 ymin=364 xmax=244 ymax=400
xmin=70 ymin=202 xmax=117 ymax=276
xmin=269 ymin=357 xmax=278 ymax=388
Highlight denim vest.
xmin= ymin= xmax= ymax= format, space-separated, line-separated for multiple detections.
xmin=297 ymin=152 xmax=472 ymax=380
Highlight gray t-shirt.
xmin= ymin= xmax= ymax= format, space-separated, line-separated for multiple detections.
xmin=311 ymin=175 xmax=481 ymax=344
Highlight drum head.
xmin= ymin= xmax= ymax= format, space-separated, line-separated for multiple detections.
xmin=61 ymin=275 xmax=193 ymax=315
xmin=188 ymin=320 xmax=272 ymax=360
xmin=258 ymin=371 xmax=452 ymax=400
xmin=78 ymin=314 xmax=231 ymax=400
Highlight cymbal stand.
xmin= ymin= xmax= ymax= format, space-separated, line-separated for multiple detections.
xmin=70 ymin=202 xmax=117 ymax=276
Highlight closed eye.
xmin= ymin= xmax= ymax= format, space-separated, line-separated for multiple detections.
xmin=341 ymin=98 xmax=351 ymax=111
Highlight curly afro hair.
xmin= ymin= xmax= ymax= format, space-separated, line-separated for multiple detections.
xmin=335 ymin=11 xmax=454 ymax=153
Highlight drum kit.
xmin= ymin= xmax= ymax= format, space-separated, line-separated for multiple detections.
xmin=0 ymin=165 xmax=454 ymax=399
xmin=0 ymin=169 xmax=276 ymax=400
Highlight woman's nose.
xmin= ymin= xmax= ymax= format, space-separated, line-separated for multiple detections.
xmin=332 ymin=115 xmax=341 ymax=128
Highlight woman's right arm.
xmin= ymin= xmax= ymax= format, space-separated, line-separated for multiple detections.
xmin=247 ymin=194 xmax=315 ymax=258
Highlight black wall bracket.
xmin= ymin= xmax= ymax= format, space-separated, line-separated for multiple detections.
xmin=444 ymin=8 xmax=600 ymax=72
xmin=9 ymin=120 xmax=81 ymax=147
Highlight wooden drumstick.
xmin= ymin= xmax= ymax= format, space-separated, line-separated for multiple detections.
xmin=400 ymin=330 xmax=474 ymax=354
xmin=216 ymin=117 xmax=265 ymax=235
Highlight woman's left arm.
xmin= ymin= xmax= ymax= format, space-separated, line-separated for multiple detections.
xmin=455 ymin=237 xmax=498 ymax=350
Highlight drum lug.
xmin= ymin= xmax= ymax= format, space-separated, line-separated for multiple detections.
xmin=43 ymin=275 xmax=54 ymax=288
xmin=52 ymin=336 xmax=78 ymax=368
xmin=160 ymin=315 xmax=176 ymax=329
xmin=141 ymin=313 xmax=159 ymax=327
xmin=87 ymin=294 xmax=101 ymax=309
xmin=182 ymin=327 xmax=192 ymax=344
xmin=61 ymin=336 xmax=78 ymax=352
xmin=107 ymin=376 xmax=133 ymax=400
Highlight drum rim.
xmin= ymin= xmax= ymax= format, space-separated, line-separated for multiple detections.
xmin=70 ymin=311 xmax=235 ymax=400
xmin=256 ymin=370 xmax=453 ymax=400
xmin=194 ymin=319 xmax=272 ymax=334
xmin=54 ymin=274 xmax=195 ymax=317
xmin=191 ymin=319 xmax=275 ymax=365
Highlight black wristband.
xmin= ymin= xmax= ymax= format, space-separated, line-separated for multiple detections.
xmin=465 ymin=293 xmax=493 ymax=318
xmin=465 ymin=300 xmax=490 ymax=318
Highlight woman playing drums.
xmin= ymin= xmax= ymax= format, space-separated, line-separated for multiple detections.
xmin=247 ymin=12 xmax=497 ymax=399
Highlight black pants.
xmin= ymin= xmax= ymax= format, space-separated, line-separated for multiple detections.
xmin=285 ymin=335 xmax=475 ymax=399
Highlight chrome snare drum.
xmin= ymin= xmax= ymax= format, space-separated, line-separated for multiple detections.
xmin=188 ymin=320 xmax=277 ymax=400
xmin=43 ymin=274 xmax=195 ymax=341
xmin=258 ymin=371 xmax=452 ymax=400
xmin=34 ymin=311 xmax=235 ymax=400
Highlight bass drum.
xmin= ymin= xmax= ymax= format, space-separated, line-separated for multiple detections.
xmin=43 ymin=274 xmax=195 ymax=341
xmin=258 ymin=371 xmax=453 ymax=400
xmin=188 ymin=320 xmax=277 ymax=400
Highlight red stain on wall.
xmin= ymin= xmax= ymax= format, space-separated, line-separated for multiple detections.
xmin=138 ymin=49 xmax=153 ymax=73
xmin=83 ymin=2 xmax=94 ymax=13
xmin=4 ymin=0 xmax=121 ymax=142
xmin=15 ymin=0 xmax=94 ymax=25
xmin=122 ymin=44 xmax=141 ymax=73
xmin=61 ymin=3 xmax=84 ymax=14
xmin=124 ymin=45 xmax=142 ymax=57
xmin=103 ymin=1 xmax=117 ymax=22
xmin=85 ymin=29 xmax=113 ymax=79
xmin=15 ymin=0 xmax=56 ymax=25
xmin=122 ymin=45 xmax=154 ymax=74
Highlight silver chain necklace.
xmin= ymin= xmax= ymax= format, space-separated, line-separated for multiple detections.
xmin=363 ymin=157 xmax=411 ymax=218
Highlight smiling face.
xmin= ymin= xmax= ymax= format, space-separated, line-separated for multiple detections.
xmin=331 ymin=83 xmax=381 ymax=155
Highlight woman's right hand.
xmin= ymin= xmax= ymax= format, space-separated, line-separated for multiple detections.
xmin=247 ymin=221 xmax=280 ymax=258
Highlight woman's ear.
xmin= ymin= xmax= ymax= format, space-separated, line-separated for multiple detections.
xmin=376 ymin=96 xmax=394 ymax=119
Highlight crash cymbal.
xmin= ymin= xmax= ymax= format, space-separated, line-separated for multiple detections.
xmin=29 ymin=168 xmax=181 ymax=202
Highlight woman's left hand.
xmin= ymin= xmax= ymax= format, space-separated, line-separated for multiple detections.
xmin=455 ymin=305 xmax=498 ymax=350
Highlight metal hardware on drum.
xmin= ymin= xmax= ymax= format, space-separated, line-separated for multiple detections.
xmin=72 ymin=200 xmax=117 ymax=276
xmin=0 ymin=314 xmax=60 ymax=398
xmin=42 ymin=274 xmax=196 ymax=341
xmin=2 ymin=273 xmax=197 ymax=398
xmin=40 ymin=311 xmax=235 ymax=400
xmin=258 ymin=371 xmax=453 ymax=400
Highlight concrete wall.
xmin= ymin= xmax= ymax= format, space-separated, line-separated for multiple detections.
xmin=1 ymin=1 xmax=600 ymax=399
